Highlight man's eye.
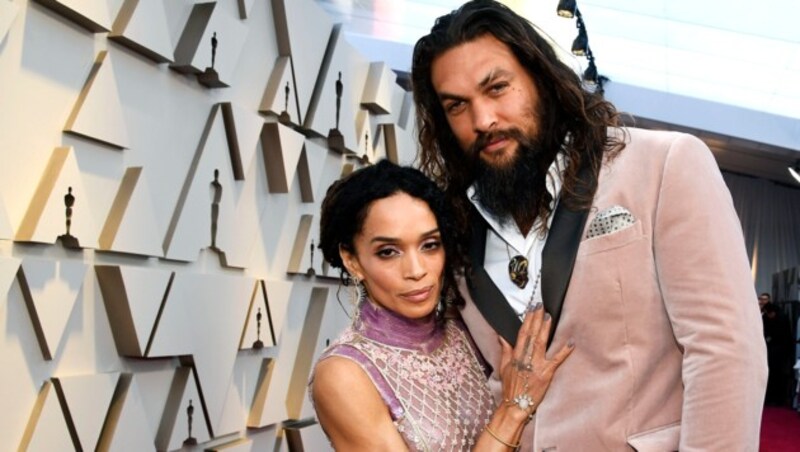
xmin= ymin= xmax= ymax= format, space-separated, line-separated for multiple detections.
xmin=445 ymin=101 xmax=465 ymax=114
xmin=489 ymin=82 xmax=508 ymax=94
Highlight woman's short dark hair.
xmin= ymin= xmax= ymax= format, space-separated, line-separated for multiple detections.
xmin=319 ymin=159 xmax=463 ymax=302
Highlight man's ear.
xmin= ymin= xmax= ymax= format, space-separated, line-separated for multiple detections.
xmin=339 ymin=245 xmax=364 ymax=280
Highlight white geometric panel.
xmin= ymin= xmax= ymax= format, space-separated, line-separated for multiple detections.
xmin=128 ymin=366 xmax=176 ymax=444
xmin=0 ymin=1 xmax=19 ymax=44
xmin=64 ymin=50 xmax=130 ymax=149
xmin=16 ymin=147 xmax=99 ymax=248
xmin=148 ymin=270 xmax=255 ymax=437
xmin=302 ymin=139 xmax=334 ymax=203
xmin=202 ymin=8 xmax=250 ymax=83
xmin=109 ymin=0 xmax=174 ymax=64
xmin=374 ymin=83 xmax=409 ymax=127
xmin=260 ymin=122 xmax=305 ymax=193
xmin=361 ymin=61 xmax=395 ymax=114
xmin=171 ymin=2 xmax=215 ymax=74
xmin=286 ymin=287 xmax=329 ymax=418
xmin=240 ymin=281 xmax=270 ymax=350
xmin=0 ymin=193 xmax=12 ymax=240
xmin=53 ymin=373 xmax=119 ymax=451
xmin=379 ymin=123 xmax=418 ymax=166
xmin=250 ymin=285 xmax=324 ymax=429
xmin=286 ymin=214 xmax=313 ymax=275
xmin=220 ymin=102 xmax=263 ymax=181
xmin=155 ymin=366 xmax=211 ymax=451
xmin=397 ymin=90 xmax=416 ymax=130
xmin=296 ymin=139 xmax=328 ymax=203
xmin=260 ymin=56 xmax=298 ymax=123
xmin=172 ymin=2 xmax=248 ymax=86
xmin=18 ymin=381 xmax=73 ymax=451
xmin=163 ymin=105 xmax=239 ymax=263
xmin=284 ymin=421 xmax=329 ymax=452
xmin=18 ymin=258 xmax=87 ymax=360
xmin=394 ymin=122 xmax=418 ymax=166
xmin=247 ymin=357 xmax=278 ymax=428
xmin=127 ymin=262 xmax=168 ymax=356
xmin=237 ymin=0 xmax=256 ymax=20
xmin=296 ymin=287 xmax=352 ymax=420
xmin=214 ymin=155 xmax=266 ymax=269
xmin=240 ymin=279 xmax=293 ymax=349
xmin=303 ymin=26 xmax=372 ymax=153
xmin=95 ymin=265 xmax=173 ymax=357
xmin=33 ymin=0 xmax=112 ymax=32
xmin=264 ymin=279 xmax=293 ymax=346
xmin=0 ymin=256 xmax=20 ymax=297
xmin=216 ymin=352 xmax=264 ymax=437
xmin=210 ymin=437 xmax=253 ymax=451
xmin=373 ymin=125 xmax=389 ymax=163
xmin=98 ymin=167 xmax=163 ymax=257
xmin=273 ymin=0 xmax=334 ymax=125
xmin=96 ymin=374 xmax=154 ymax=452
xmin=354 ymin=109 xmax=373 ymax=161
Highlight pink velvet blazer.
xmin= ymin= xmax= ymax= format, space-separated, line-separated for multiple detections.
xmin=459 ymin=127 xmax=768 ymax=451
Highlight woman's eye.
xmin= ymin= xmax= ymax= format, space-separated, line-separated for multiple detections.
xmin=376 ymin=248 xmax=399 ymax=258
xmin=422 ymin=240 xmax=442 ymax=251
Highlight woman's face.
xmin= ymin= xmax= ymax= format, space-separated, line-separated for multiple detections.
xmin=341 ymin=192 xmax=445 ymax=320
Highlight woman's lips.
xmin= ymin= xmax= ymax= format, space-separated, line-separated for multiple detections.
xmin=400 ymin=286 xmax=433 ymax=303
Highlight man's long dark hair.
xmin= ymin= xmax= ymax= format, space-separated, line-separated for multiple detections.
xmin=412 ymin=0 xmax=624 ymax=238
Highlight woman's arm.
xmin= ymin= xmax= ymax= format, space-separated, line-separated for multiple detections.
xmin=311 ymin=356 xmax=409 ymax=451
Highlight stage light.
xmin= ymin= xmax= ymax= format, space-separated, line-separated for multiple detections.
xmin=583 ymin=55 xmax=597 ymax=84
xmin=557 ymin=0 xmax=577 ymax=18
xmin=571 ymin=19 xmax=588 ymax=56
xmin=789 ymin=160 xmax=800 ymax=184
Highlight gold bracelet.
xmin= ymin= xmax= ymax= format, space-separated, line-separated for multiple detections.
xmin=484 ymin=424 xmax=520 ymax=449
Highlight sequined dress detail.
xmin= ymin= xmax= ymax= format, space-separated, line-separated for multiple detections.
xmin=311 ymin=301 xmax=494 ymax=451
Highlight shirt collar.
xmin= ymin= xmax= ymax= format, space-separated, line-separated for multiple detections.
xmin=467 ymin=152 xmax=567 ymax=240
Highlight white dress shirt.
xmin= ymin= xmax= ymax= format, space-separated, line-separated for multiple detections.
xmin=467 ymin=154 xmax=566 ymax=316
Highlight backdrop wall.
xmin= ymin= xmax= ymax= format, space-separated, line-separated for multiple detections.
xmin=0 ymin=0 xmax=416 ymax=450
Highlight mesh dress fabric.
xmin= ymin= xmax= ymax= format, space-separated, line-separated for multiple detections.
xmin=310 ymin=301 xmax=495 ymax=451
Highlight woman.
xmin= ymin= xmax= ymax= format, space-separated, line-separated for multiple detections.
xmin=310 ymin=160 xmax=572 ymax=451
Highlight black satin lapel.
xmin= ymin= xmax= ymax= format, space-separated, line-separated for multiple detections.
xmin=541 ymin=166 xmax=593 ymax=344
xmin=466 ymin=209 xmax=521 ymax=346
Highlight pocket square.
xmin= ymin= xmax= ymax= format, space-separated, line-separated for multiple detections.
xmin=586 ymin=205 xmax=635 ymax=239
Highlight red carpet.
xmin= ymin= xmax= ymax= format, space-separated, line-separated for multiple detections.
xmin=760 ymin=407 xmax=800 ymax=451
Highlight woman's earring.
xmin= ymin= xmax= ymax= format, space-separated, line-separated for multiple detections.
xmin=347 ymin=274 xmax=365 ymax=325
xmin=349 ymin=274 xmax=363 ymax=306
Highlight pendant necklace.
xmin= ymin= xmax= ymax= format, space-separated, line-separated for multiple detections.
xmin=506 ymin=243 xmax=543 ymax=318
xmin=506 ymin=243 xmax=529 ymax=289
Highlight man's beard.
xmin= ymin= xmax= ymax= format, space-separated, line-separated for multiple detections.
xmin=470 ymin=128 xmax=554 ymax=229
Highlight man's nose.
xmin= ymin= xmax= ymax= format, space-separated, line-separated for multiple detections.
xmin=471 ymin=99 xmax=497 ymax=133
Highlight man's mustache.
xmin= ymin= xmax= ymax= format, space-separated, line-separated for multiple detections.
xmin=469 ymin=128 xmax=529 ymax=156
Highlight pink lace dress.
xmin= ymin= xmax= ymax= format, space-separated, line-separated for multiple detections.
xmin=310 ymin=301 xmax=494 ymax=451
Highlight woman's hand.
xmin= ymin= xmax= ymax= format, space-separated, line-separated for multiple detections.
xmin=498 ymin=304 xmax=574 ymax=420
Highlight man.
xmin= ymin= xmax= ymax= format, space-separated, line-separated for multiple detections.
xmin=761 ymin=294 xmax=793 ymax=405
xmin=411 ymin=1 xmax=767 ymax=450
xmin=759 ymin=292 xmax=771 ymax=313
